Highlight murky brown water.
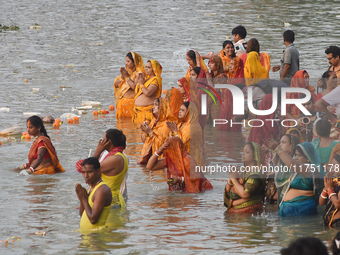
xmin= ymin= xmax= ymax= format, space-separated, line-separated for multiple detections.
xmin=1 ymin=0 xmax=340 ymax=254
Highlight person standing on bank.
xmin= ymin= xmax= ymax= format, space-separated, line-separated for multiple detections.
xmin=272 ymin=30 xmax=300 ymax=86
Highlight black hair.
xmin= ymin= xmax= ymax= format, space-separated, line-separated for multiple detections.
xmin=283 ymin=30 xmax=295 ymax=43
xmin=105 ymin=129 xmax=126 ymax=149
xmin=82 ymin=157 xmax=100 ymax=171
xmin=222 ymin=40 xmax=236 ymax=58
xmin=294 ymin=145 xmax=308 ymax=161
xmin=183 ymin=102 xmax=190 ymax=109
xmin=245 ymin=142 xmax=255 ymax=153
xmin=232 ymin=25 xmax=247 ymax=39
xmin=283 ymin=134 xmax=300 ymax=149
xmin=246 ymin=38 xmax=260 ymax=53
xmin=187 ymin=50 xmax=197 ymax=66
xmin=280 ymin=237 xmax=328 ymax=255
xmin=334 ymin=154 xmax=340 ymax=165
xmin=299 ymin=93 xmax=314 ymax=103
xmin=27 ymin=115 xmax=50 ymax=140
xmin=126 ymin=52 xmax=134 ymax=63
xmin=325 ymin=45 xmax=340 ymax=59
xmin=192 ymin=67 xmax=201 ymax=76
xmin=321 ymin=70 xmax=336 ymax=89
xmin=316 ymin=119 xmax=332 ymax=137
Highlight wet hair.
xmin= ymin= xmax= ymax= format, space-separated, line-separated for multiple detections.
xmin=333 ymin=154 xmax=340 ymax=165
xmin=222 ymin=40 xmax=236 ymax=58
xmin=27 ymin=115 xmax=50 ymax=140
xmin=283 ymin=30 xmax=295 ymax=43
xmin=187 ymin=50 xmax=197 ymax=66
xmin=232 ymin=25 xmax=247 ymax=39
xmin=325 ymin=45 xmax=340 ymax=59
xmin=246 ymin=38 xmax=260 ymax=53
xmin=299 ymin=93 xmax=314 ymax=103
xmin=192 ymin=67 xmax=201 ymax=76
xmin=315 ymin=119 xmax=332 ymax=137
xmin=126 ymin=52 xmax=134 ymax=64
xmin=280 ymin=237 xmax=328 ymax=255
xmin=82 ymin=157 xmax=100 ymax=171
xmin=183 ymin=101 xmax=190 ymax=109
xmin=105 ymin=129 xmax=126 ymax=149
xmin=321 ymin=70 xmax=336 ymax=89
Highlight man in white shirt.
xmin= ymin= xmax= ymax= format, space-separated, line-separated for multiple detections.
xmin=315 ymin=85 xmax=340 ymax=122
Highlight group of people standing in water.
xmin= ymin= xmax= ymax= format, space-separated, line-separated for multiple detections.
xmin=13 ymin=25 xmax=340 ymax=231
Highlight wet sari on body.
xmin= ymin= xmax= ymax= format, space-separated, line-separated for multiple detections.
xmin=114 ymin=52 xmax=145 ymax=118
xmin=244 ymin=52 xmax=268 ymax=86
xmin=224 ymin=142 xmax=266 ymax=212
xmin=133 ymin=60 xmax=163 ymax=124
xmin=138 ymin=98 xmax=177 ymax=165
xmin=164 ymin=137 xmax=213 ymax=193
xmin=219 ymin=50 xmax=244 ymax=84
xmin=275 ymin=142 xmax=322 ymax=216
xmin=177 ymin=103 xmax=203 ymax=167
xmin=28 ymin=136 xmax=65 ymax=175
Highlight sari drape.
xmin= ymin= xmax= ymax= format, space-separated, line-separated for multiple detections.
xmin=28 ymin=136 xmax=65 ymax=175
xmin=185 ymin=52 xmax=208 ymax=79
xmin=286 ymin=70 xmax=317 ymax=118
xmin=114 ymin=52 xmax=145 ymax=118
xmin=166 ymin=87 xmax=183 ymax=119
xmin=219 ymin=50 xmax=244 ymax=84
xmin=138 ymin=98 xmax=177 ymax=165
xmin=177 ymin=103 xmax=203 ymax=167
xmin=164 ymin=137 xmax=213 ymax=193
xmin=240 ymin=52 xmax=271 ymax=76
xmin=244 ymin=52 xmax=268 ymax=86
xmin=179 ymin=77 xmax=200 ymax=111
xmin=286 ymin=128 xmax=304 ymax=143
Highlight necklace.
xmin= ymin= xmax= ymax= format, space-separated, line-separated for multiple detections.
xmin=89 ymin=179 xmax=102 ymax=194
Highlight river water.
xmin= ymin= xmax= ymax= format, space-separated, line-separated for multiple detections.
xmin=1 ymin=0 xmax=340 ymax=254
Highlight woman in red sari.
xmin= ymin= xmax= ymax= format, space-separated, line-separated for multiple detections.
xmin=146 ymin=136 xmax=213 ymax=193
xmin=14 ymin=116 xmax=65 ymax=175
xmin=248 ymin=94 xmax=281 ymax=165
xmin=185 ymin=50 xmax=210 ymax=80
xmin=178 ymin=77 xmax=200 ymax=112
xmin=286 ymin=70 xmax=317 ymax=120
xmin=165 ymin=87 xmax=183 ymax=119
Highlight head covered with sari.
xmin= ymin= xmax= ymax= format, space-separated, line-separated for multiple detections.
xmin=149 ymin=60 xmax=162 ymax=79
xmin=249 ymin=142 xmax=265 ymax=167
xmin=208 ymin=56 xmax=224 ymax=77
xmin=128 ymin=52 xmax=145 ymax=73
xmin=244 ymin=51 xmax=268 ymax=86
xmin=286 ymin=127 xmax=304 ymax=143
xmin=164 ymin=136 xmax=212 ymax=193
xmin=248 ymin=94 xmax=280 ymax=145
xmin=151 ymin=97 xmax=177 ymax=127
xmin=287 ymin=70 xmax=317 ymax=117
xmin=329 ymin=143 xmax=340 ymax=164
xmin=166 ymin=87 xmax=183 ymax=119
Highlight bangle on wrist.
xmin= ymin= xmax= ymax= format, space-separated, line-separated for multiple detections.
xmin=228 ymin=180 xmax=233 ymax=186
xmin=321 ymin=194 xmax=328 ymax=199
xmin=274 ymin=146 xmax=283 ymax=155
xmin=27 ymin=167 xmax=34 ymax=174
xmin=154 ymin=151 xmax=160 ymax=157
xmin=329 ymin=193 xmax=337 ymax=199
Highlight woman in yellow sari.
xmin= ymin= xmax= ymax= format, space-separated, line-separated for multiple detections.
xmin=138 ymin=97 xmax=177 ymax=165
xmin=166 ymin=102 xmax=203 ymax=166
xmin=244 ymin=51 xmax=268 ymax=86
xmin=185 ymin=50 xmax=210 ymax=80
xmin=14 ymin=116 xmax=65 ymax=175
xmin=113 ymin=52 xmax=145 ymax=118
xmin=133 ymin=60 xmax=163 ymax=124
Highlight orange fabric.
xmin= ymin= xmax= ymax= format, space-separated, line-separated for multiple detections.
xmin=329 ymin=143 xmax=340 ymax=163
xmin=177 ymin=103 xmax=203 ymax=166
xmin=132 ymin=105 xmax=154 ymax=125
xmin=166 ymin=87 xmax=183 ymax=119
xmin=179 ymin=77 xmax=200 ymax=111
xmin=185 ymin=52 xmax=209 ymax=79
xmin=286 ymin=128 xmax=304 ymax=143
xmin=219 ymin=50 xmax=244 ymax=84
xmin=286 ymin=70 xmax=317 ymax=118
xmin=28 ymin=136 xmax=65 ymax=175
xmin=240 ymin=52 xmax=271 ymax=74
xmin=138 ymin=98 xmax=177 ymax=164
xmin=164 ymin=137 xmax=213 ymax=193
xmin=116 ymin=97 xmax=134 ymax=118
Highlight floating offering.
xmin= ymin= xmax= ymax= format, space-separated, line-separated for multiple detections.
xmin=92 ymin=110 xmax=98 ymax=115
xmin=0 ymin=107 xmax=10 ymax=113
xmin=23 ymin=112 xmax=41 ymax=116
xmin=0 ymin=125 xmax=23 ymax=136
xmin=204 ymin=13 xmax=216 ymax=16
xmin=82 ymin=101 xmax=101 ymax=107
xmin=32 ymin=88 xmax=40 ymax=92
xmin=109 ymin=105 xmax=115 ymax=111
xmin=67 ymin=118 xmax=73 ymax=124
xmin=60 ymin=113 xmax=79 ymax=119
xmin=284 ymin=22 xmax=291 ymax=27
xmin=35 ymin=231 xmax=46 ymax=236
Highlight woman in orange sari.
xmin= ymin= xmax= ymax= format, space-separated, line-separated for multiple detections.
xmin=286 ymin=70 xmax=317 ymax=120
xmin=138 ymin=97 xmax=177 ymax=165
xmin=133 ymin=60 xmax=163 ymax=124
xmin=166 ymin=102 xmax=204 ymax=166
xmin=244 ymin=51 xmax=268 ymax=86
xmin=178 ymin=77 xmax=200 ymax=112
xmin=185 ymin=50 xmax=210 ymax=80
xmin=239 ymin=38 xmax=271 ymax=76
xmin=14 ymin=116 xmax=65 ymax=175
xmin=165 ymin=87 xmax=183 ymax=119
xmin=113 ymin=52 xmax=145 ymax=118
xmin=147 ymin=136 xmax=213 ymax=193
